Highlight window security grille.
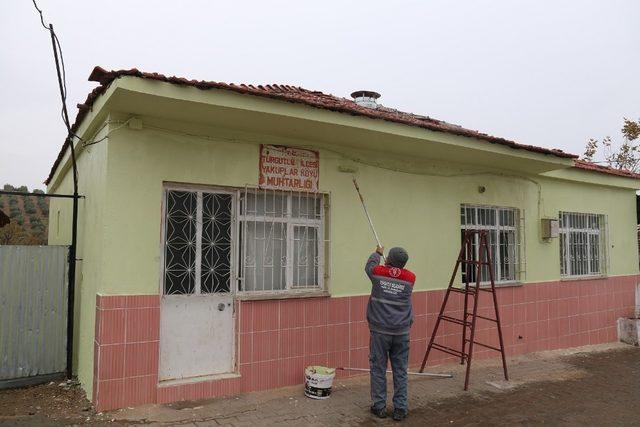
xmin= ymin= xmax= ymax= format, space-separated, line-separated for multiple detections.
xmin=460 ymin=205 xmax=520 ymax=284
xmin=238 ymin=188 xmax=325 ymax=292
xmin=163 ymin=190 xmax=233 ymax=295
xmin=559 ymin=212 xmax=606 ymax=277
xmin=161 ymin=186 xmax=327 ymax=296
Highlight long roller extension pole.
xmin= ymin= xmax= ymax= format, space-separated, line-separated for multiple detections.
xmin=338 ymin=367 xmax=453 ymax=378
xmin=349 ymin=180 xmax=454 ymax=381
xmin=352 ymin=178 xmax=386 ymax=262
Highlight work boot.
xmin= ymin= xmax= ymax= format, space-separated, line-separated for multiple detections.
xmin=370 ymin=405 xmax=387 ymax=418
xmin=392 ymin=408 xmax=408 ymax=421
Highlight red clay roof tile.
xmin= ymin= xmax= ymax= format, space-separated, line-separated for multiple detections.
xmin=573 ymin=159 xmax=640 ymax=179
xmin=45 ymin=66 xmax=637 ymax=184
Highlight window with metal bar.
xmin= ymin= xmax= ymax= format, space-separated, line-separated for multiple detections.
xmin=559 ymin=212 xmax=606 ymax=277
xmin=460 ymin=205 xmax=520 ymax=284
xmin=238 ymin=188 xmax=325 ymax=293
xmin=163 ymin=189 xmax=233 ymax=295
xmin=162 ymin=186 xmax=326 ymax=296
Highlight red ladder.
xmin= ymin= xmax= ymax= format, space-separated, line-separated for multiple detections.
xmin=419 ymin=229 xmax=509 ymax=390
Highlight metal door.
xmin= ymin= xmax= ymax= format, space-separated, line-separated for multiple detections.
xmin=0 ymin=245 xmax=68 ymax=388
xmin=159 ymin=188 xmax=236 ymax=381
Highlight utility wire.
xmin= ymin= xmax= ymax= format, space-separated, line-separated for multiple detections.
xmin=53 ymin=33 xmax=67 ymax=98
xmin=32 ymin=0 xmax=48 ymax=29
xmin=32 ymin=0 xmax=81 ymax=183
xmin=83 ymin=118 xmax=134 ymax=147
xmin=32 ymin=0 xmax=81 ymax=379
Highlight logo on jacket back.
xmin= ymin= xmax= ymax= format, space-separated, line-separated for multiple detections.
xmin=389 ymin=267 xmax=401 ymax=278
xmin=379 ymin=280 xmax=405 ymax=295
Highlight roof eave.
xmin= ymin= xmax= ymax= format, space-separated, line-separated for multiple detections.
xmin=53 ymin=66 xmax=627 ymax=186
xmin=84 ymin=67 xmax=578 ymax=161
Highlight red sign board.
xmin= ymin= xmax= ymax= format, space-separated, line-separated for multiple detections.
xmin=259 ymin=145 xmax=319 ymax=192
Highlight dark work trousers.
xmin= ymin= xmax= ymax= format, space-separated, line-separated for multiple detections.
xmin=369 ymin=330 xmax=410 ymax=411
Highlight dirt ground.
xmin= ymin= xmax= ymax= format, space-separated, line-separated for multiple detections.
xmin=370 ymin=345 xmax=640 ymax=427
xmin=0 ymin=379 xmax=102 ymax=426
xmin=0 ymin=343 xmax=638 ymax=426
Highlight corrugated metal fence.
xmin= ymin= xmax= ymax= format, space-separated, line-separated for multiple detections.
xmin=0 ymin=245 xmax=68 ymax=387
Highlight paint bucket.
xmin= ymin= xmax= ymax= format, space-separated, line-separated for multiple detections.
xmin=304 ymin=366 xmax=336 ymax=399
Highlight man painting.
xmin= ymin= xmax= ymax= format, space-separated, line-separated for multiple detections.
xmin=365 ymin=245 xmax=414 ymax=421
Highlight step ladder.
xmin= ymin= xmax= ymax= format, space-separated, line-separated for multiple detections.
xmin=419 ymin=229 xmax=509 ymax=390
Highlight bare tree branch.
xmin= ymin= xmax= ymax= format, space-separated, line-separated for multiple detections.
xmin=582 ymin=118 xmax=640 ymax=173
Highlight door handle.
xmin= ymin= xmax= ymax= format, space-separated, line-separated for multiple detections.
xmin=218 ymin=303 xmax=225 ymax=311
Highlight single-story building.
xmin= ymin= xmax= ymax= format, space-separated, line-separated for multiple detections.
xmin=47 ymin=66 xmax=640 ymax=411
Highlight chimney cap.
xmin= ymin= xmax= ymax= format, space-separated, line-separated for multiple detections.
xmin=351 ymin=90 xmax=381 ymax=108
xmin=350 ymin=90 xmax=381 ymax=100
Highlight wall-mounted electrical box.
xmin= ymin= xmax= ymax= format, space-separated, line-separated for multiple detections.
xmin=541 ymin=218 xmax=559 ymax=239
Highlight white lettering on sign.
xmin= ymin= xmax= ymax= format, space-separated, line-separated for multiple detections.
xmin=259 ymin=145 xmax=319 ymax=192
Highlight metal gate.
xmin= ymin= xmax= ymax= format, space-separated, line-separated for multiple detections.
xmin=0 ymin=245 xmax=68 ymax=388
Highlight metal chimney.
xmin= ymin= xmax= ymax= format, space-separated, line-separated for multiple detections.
xmin=351 ymin=90 xmax=381 ymax=109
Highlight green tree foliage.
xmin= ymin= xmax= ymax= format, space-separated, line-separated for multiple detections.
xmin=0 ymin=184 xmax=49 ymax=245
xmin=37 ymin=196 xmax=49 ymax=213
xmin=23 ymin=197 xmax=36 ymax=215
xmin=584 ymin=118 xmax=640 ymax=172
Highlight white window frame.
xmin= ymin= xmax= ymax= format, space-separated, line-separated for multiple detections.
xmin=460 ymin=204 xmax=521 ymax=285
xmin=160 ymin=184 xmax=237 ymax=296
xmin=237 ymin=188 xmax=326 ymax=295
xmin=559 ymin=211 xmax=607 ymax=278
xmin=160 ymin=184 xmax=329 ymax=297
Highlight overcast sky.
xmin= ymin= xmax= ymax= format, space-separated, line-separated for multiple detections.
xmin=1 ymin=0 xmax=638 ymax=191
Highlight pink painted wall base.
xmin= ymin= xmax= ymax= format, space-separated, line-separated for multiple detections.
xmin=93 ymin=275 xmax=638 ymax=411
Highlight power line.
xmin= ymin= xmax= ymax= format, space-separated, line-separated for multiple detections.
xmin=31 ymin=1 xmax=79 ymax=145
xmin=31 ymin=0 xmax=80 ymax=381
xmin=31 ymin=0 xmax=48 ymax=30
